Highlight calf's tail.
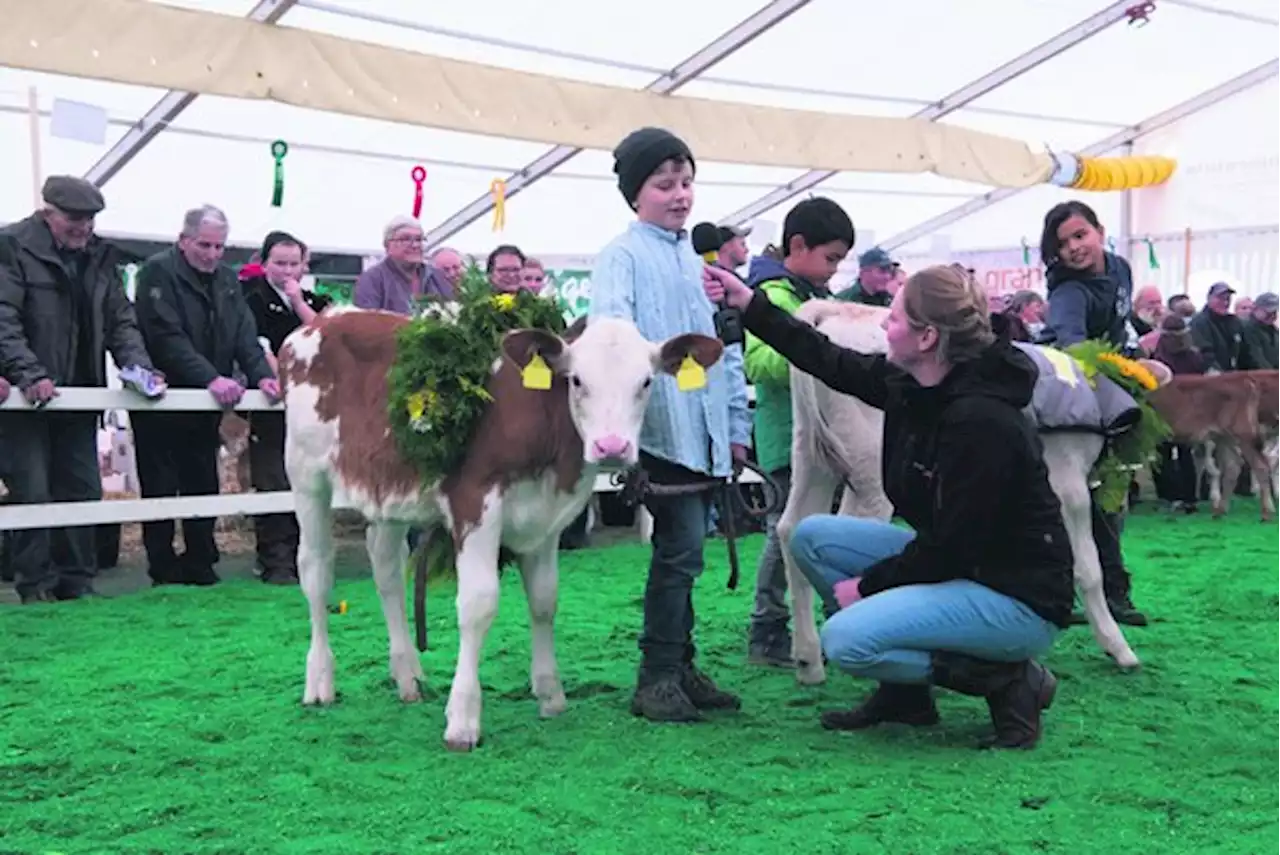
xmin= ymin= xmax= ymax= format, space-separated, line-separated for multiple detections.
xmin=412 ymin=525 xmax=455 ymax=653
xmin=413 ymin=538 xmax=430 ymax=653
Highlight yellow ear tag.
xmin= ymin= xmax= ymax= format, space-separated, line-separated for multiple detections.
xmin=676 ymin=354 xmax=706 ymax=392
xmin=522 ymin=353 xmax=553 ymax=391
xmin=406 ymin=392 xmax=426 ymax=421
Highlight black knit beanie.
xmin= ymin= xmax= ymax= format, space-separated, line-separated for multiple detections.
xmin=612 ymin=127 xmax=696 ymax=207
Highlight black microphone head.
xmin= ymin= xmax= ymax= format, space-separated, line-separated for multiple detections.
xmin=691 ymin=222 xmax=724 ymax=256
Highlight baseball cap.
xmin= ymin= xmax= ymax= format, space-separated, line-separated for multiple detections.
xmin=858 ymin=247 xmax=897 ymax=269
xmin=1254 ymin=292 xmax=1278 ymax=312
xmin=1207 ymin=281 xmax=1236 ymax=298
xmin=717 ymin=224 xmax=752 ymax=243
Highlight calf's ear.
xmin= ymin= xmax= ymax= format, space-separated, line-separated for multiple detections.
xmin=501 ymin=329 xmax=570 ymax=373
xmin=655 ymin=333 xmax=724 ymax=376
xmin=1137 ymin=358 xmax=1173 ymax=388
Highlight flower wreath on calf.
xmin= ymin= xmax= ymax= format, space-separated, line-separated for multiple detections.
xmin=1064 ymin=340 xmax=1170 ymax=513
xmin=386 ymin=268 xmax=568 ymax=488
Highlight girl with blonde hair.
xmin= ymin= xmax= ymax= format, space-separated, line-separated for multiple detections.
xmin=703 ymin=263 xmax=1074 ymax=749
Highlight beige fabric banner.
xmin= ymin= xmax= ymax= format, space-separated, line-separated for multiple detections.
xmin=0 ymin=0 xmax=1056 ymax=187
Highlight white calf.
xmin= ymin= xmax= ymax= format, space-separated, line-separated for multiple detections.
xmin=776 ymin=301 xmax=1143 ymax=688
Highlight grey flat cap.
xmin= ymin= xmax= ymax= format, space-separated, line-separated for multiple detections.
xmin=42 ymin=175 xmax=105 ymax=215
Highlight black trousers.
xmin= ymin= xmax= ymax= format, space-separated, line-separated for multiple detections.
xmin=1090 ymin=499 xmax=1132 ymax=602
xmin=638 ymin=453 xmax=711 ymax=675
xmin=1154 ymin=441 xmax=1198 ymax=504
xmin=131 ymin=411 xmax=222 ymax=580
xmin=0 ymin=412 xmax=101 ymax=597
xmin=248 ymin=412 xmax=299 ymax=576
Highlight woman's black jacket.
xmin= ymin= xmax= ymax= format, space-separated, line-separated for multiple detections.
xmin=742 ymin=293 xmax=1075 ymax=628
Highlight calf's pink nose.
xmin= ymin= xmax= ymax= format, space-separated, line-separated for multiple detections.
xmin=591 ymin=434 xmax=632 ymax=460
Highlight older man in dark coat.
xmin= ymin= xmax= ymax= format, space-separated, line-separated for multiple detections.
xmin=132 ymin=205 xmax=278 ymax=587
xmin=0 ymin=176 xmax=157 ymax=603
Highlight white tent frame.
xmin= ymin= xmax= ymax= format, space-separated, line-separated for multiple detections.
xmin=76 ymin=0 xmax=1279 ymax=248
xmin=83 ymin=0 xmax=299 ymax=186
xmin=716 ymin=0 xmax=1138 ymax=229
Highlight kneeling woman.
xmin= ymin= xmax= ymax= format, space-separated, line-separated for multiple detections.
xmin=703 ymin=263 xmax=1074 ymax=749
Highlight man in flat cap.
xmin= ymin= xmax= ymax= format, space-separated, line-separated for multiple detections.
xmin=0 ymin=175 xmax=157 ymax=604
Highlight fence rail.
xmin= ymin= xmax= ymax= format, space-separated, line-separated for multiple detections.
xmin=0 ymin=387 xmax=760 ymax=532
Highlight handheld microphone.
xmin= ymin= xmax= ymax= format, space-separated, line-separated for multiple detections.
xmin=690 ymin=222 xmax=744 ymax=347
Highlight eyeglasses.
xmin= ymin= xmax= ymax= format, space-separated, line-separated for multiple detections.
xmin=392 ymin=236 xmax=424 ymax=246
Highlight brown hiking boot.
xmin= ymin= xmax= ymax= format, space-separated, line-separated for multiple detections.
xmin=680 ymin=666 xmax=741 ymax=711
xmin=931 ymin=652 xmax=1057 ymax=749
xmin=820 ymin=682 xmax=940 ymax=731
xmin=631 ymin=673 xmax=703 ymax=723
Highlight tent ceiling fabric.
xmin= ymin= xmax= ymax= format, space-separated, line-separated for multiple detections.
xmin=0 ymin=0 xmax=1275 ymax=254
xmin=0 ymin=0 xmax=1057 ymax=188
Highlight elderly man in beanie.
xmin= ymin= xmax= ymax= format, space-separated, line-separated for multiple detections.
xmin=0 ymin=175 xmax=157 ymax=603
xmin=589 ymin=126 xmax=753 ymax=722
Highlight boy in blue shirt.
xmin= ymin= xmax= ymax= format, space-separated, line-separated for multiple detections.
xmin=589 ymin=127 xmax=753 ymax=722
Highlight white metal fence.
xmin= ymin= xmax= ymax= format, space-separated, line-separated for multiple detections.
xmin=0 ymin=387 xmax=761 ymax=533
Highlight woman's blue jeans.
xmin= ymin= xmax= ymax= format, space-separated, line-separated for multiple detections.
xmin=789 ymin=515 xmax=1060 ymax=685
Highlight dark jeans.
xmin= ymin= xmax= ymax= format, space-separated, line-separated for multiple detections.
xmin=749 ymin=466 xmax=792 ymax=636
xmin=248 ymin=412 xmax=299 ymax=576
xmin=0 ymin=412 xmax=101 ymax=597
xmin=1090 ymin=499 xmax=1132 ymax=602
xmin=132 ymin=411 xmax=222 ymax=580
xmin=639 ymin=453 xmax=710 ymax=675
xmin=1154 ymin=441 xmax=1198 ymax=504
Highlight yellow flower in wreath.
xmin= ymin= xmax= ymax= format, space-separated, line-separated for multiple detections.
xmin=491 ymin=293 xmax=516 ymax=311
xmin=1096 ymin=352 xmax=1159 ymax=392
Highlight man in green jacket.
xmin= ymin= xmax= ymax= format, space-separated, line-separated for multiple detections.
xmin=744 ymin=197 xmax=855 ymax=666
xmin=833 ymin=247 xmax=898 ymax=306
xmin=1239 ymin=292 xmax=1278 ymax=370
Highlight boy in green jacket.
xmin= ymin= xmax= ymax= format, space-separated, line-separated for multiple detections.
xmin=744 ymin=197 xmax=855 ymax=666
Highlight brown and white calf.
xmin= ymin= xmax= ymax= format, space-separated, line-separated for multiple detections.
xmin=1147 ymin=369 xmax=1279 ymax=521
xmin=775 ymin=301 xmax=1155 ymax=686
xmin=277 ymin=307 xmax=723 ymax=750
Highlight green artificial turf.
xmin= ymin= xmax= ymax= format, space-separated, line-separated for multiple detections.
xmin=1 ymin=502 xmax=1276 ymax=855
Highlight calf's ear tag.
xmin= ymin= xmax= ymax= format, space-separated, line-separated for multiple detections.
xmin=676 ymin=354 xmax=706 ymax=392
xmin=522 ymin=353 xmax=552 ymax=390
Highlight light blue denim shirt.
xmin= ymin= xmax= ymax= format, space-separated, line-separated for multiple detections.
xmin=589 ymin=221 xmax=752 ymax=478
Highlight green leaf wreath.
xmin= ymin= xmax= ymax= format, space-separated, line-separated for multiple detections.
xmin=386 ymin=263 xmax=568 ymax=487
xmin=1064 ymin=340 xmax=1171 ymax=513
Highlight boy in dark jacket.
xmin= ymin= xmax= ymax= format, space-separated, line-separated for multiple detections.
xmin=1039 ymin=200 xmax=1147 ymax=627
xmin=1151 ymin=316 xmax=1207 ymax=510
